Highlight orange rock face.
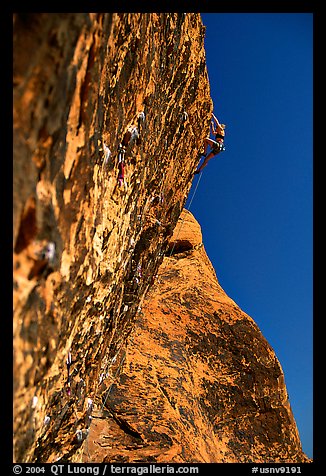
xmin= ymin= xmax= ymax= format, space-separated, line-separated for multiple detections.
xmin=13 ymin=13 xmax=212 ymax=463
xmin=13 ymin=13 xmax=308 ymax=464
xmin=84 ymin=210 xmax=308 ymax=463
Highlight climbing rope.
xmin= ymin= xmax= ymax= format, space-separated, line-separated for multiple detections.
xmin=185 ymin=169 xmax=203 ymax=213
xmin=57 ymin=105 xmax=205 ymax=459
xmin=99 ymin=351 xmax=126 ymax=414
xmin=55 ymin=162 xmax=203 ymax=460
xmin=80 ymin=166 xmax=203 ymax=448
xmin=167 ymin=170 xmax=203 ymax=258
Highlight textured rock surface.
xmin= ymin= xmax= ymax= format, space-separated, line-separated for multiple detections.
xmin=13 ymin=13 xmax=308 ymax=464
xmin=13 ymin=13 xmax=211 ymax=463
xmin=83 ymin=210 xmax=308 ymax=463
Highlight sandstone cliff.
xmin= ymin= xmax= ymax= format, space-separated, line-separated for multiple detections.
xmin=13 ymin=13 xmax=307 ymax=463
xmin=84 ymin=210 xmax=307 ymax=463
xmin=13 ymin=12 xmax=211 ymax=463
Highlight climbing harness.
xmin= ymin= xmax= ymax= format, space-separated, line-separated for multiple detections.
xmin=117 ymin=141 xmax=126 ymax=187
xmin=66 ymin=351 xmax=72 ymax=370
xmin=118 ymin=144 xmax=126 ymax=164
xmin=213 ymin=143 xmax=225 ymax=154
xmin=212 ymin=140 xmax=225 ymax=155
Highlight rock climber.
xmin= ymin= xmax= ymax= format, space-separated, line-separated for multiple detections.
xmin=137 ymin=111 xmax=146 ymax=131
xmin=116 ymin=112 xmax=145 ymax=186
xmin=116 ymin=131 xmax=132 ymax=188
xmin=194 ymin=113 xmax=226 ymax=174
xmin=117 ymin=143 xmax=126 ymax=163
xmin=66 ymin=351 xmax=72 ymax=396
xmin=28 ymin=241 xmax=56 ymax=280
xmin=122 ymin=125 xmax=140 ymax=148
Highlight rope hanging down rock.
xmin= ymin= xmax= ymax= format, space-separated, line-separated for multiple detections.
xmin=167 ymin=170 xmax=203 ymax=258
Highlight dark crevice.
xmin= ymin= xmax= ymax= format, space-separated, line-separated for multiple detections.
xmin=168 ymin=239 xmax=194 ymax=255
xmin=110 ymin=411 xmax=143 ymax=440
xmin=14 ymin=196 xmax=37 ymax=253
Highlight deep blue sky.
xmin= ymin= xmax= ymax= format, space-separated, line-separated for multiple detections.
xmin=186 ymin=13 xmax=313 ymax=458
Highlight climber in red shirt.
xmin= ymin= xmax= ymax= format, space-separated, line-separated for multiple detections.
xmin=118 ymin=161 xmax=125 ymax=187
xmin=195 ymin=113 xmax=226 ymax=174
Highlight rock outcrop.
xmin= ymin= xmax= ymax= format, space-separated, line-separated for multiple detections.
xmin=13 ymin=13 xmax=308 ymax=464
xmin=13 ymin=12 xmax=211 ymax=463
xmin=83 ymin=210 xmax=308 ymax=463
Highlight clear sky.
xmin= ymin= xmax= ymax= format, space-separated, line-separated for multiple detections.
xmin=186 ymin=13 xmax=313 ymax=458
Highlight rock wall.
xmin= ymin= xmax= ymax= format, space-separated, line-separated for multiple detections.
xmin=13 ymin=13 xmax=211 ymax=463
xmin=84 ymin=210 xmax=307 ymax=463
xmin=13 ymin=13 xmax=308 ymax=464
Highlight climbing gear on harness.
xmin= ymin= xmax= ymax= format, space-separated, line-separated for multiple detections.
xmin=118 ymin=144 xmax=126 ymax=163
xmin=66 ymin=351 xmax=72 ymax=395
xmin=66 ymin=351 xmax=72 ymax=368
xmin=212 ymin=140 xmax=225 ymax=154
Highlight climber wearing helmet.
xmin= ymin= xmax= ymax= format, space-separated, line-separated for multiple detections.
xmin=194 ymin=113 xmax=226 ymax=174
